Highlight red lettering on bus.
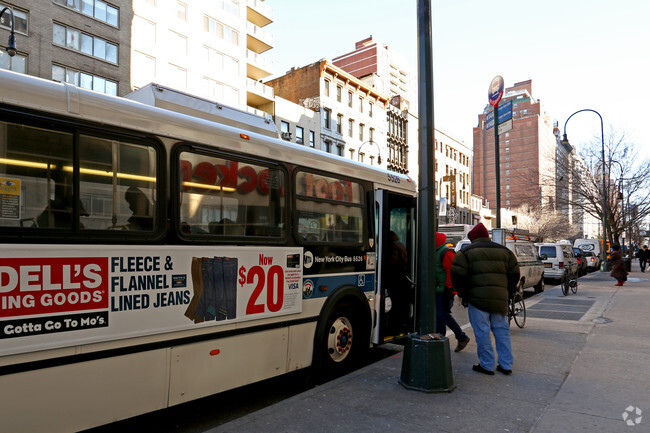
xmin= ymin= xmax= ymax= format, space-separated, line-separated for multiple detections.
xmin=314 ymin=178 xmax=330 ymax=199
xmin=194 ymin=162 xmax=218 ymax=186
xmin=217 ymin=160 xmax=238 ymax=189
xmin=258 ymin=169 xmax=270 ymax=195
xmin=238 ymin=165 xmax=257 ymax=194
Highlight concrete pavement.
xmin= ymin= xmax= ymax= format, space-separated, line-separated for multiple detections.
xmin=208 ymin=266 xmax=650 ymax=433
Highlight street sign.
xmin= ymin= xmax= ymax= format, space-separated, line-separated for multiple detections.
xmin=488 ymin=75 xmax=504 ymax=106
xmin=498 ymin=118 xmax=513 ymax=135
xmin=486 ymin=100 xmax=513 ymax=130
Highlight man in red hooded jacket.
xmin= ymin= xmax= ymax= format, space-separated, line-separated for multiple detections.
xmin=435 ymin=232 xmax=470 ymax=352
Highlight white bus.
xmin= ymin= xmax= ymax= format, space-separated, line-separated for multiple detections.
xmin=0 ymin=70 xmax=418 ymax=432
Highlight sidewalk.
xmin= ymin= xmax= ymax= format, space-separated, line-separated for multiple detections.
xmin=209 ymin=268 xmax=650 ymax=433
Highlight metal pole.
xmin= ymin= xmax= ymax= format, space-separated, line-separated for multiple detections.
xmin=494 ymin=103 xmax=501 ymax=228
xmin=399 ymin=0 xmax=455 ymax=393
xmin=562 ymin=109 xmax=607 ymax=270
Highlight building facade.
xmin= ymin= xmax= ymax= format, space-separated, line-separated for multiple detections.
xmin=266 ymin=60 xmax=389 ymax=166
xmin=435 ymin=129 xmax=473 ymax=225
xmin=0 ymin=0 xmax=274 ymax=117
xmin=472 ymin=79 xmax=557 ymax=211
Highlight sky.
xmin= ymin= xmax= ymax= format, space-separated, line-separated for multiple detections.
xmin=268 ymin=0 xmax=650 ymax=158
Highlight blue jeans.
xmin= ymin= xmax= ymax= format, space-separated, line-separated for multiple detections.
xmin=467 ymin=303 xmax=513 ymax=370
xmin=436 ymin=293 xmax=468 ymax=342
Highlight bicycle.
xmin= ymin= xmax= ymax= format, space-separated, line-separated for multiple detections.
xmin=560 ymin=268 xmax=579 ymax=296
xmin=508 ymin=283 xmax=526 ymax=328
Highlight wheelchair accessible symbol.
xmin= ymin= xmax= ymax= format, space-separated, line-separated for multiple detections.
xmin=358 ymin=274 xmax=365 ymax=287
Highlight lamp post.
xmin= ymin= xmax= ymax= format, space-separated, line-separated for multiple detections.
xmin=0 ymin=7 xmax=17 ymax=57
xmin=560 ymin=109 xmax=608 ymax=271
xmin=358 ymin=140 xmax=382 ymax=166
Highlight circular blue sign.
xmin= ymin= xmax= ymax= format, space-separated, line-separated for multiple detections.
xmin=488 ymin=75 xmax=504 ymax=106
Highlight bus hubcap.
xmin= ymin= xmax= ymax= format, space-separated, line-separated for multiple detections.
xmin=328 ymin=317 xmax=353 ymax=362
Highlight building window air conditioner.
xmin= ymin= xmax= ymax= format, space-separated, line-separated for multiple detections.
xmin=281 ymin=132 xmax=292 ymax=140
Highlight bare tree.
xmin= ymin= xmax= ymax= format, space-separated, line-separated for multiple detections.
xmin=512 ymin=203 xmax=580 ymax=241
xmin=544 ymin=127 xmax=650 ymax=247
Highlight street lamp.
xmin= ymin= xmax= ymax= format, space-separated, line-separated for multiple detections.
xmin=0 ymin=7 xmax=17 ymax=57
xmin=561 ymin=109 xmax=608 ymax=271
xmin=358 ymin=140 xmax=382 ymax=165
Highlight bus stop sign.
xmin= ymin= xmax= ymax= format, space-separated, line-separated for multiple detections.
xmin=488 ymin=75 xmax=504 ymax=107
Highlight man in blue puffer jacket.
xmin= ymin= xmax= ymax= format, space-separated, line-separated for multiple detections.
xmin=451 ymin=223 xmax=520 ymax=376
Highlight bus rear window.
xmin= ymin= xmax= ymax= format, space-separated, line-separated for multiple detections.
xmin=0 ymin=120 xmax=158 ymax=233
xmin=178 ymin=151 xmax=285 ymax=238
xmin=295 ymin=171 xmax=364 ymax=244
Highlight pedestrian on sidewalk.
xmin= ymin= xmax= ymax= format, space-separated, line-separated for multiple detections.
xmin=450 ymin=223 xmax=520 ymax=376
xmin=635 ymin=245 xmax=648 ymax=272
xmin=610 ymin=244 xmax=628 ymax=286
xmin=434 ymin=232 xmax=470 ymax=352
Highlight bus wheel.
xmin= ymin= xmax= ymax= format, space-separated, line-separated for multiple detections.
xmin=315 ymin=303 xmax=367 ymax=380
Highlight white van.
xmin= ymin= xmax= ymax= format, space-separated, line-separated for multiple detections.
xmin=455 ymin=238 xmax=545 ymax=293
xmin=574 ymin=239 xmax=603 ymax=262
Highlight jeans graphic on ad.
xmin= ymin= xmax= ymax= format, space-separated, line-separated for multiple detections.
xmin=187 ymin=256 xmax=238 ymax=323
xmin=184 ymin=257 xmax=205 ymax=323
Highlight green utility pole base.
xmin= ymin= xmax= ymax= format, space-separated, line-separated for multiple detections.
xmin=399 ymin=334 xmax=456 ymax=393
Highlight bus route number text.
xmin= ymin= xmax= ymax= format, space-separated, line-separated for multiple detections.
xmin=387 ymin=173 xmax=401 ymax=184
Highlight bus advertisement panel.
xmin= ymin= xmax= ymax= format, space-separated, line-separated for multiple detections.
xmin=0 ymin=245 xmax=303 ymax=356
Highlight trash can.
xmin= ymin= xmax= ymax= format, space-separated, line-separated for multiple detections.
xmin=623 ymin=257 xmax=631 ymax=272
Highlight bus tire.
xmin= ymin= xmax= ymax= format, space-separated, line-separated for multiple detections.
xmin=313 ymin=302 xmax=368 ymax=381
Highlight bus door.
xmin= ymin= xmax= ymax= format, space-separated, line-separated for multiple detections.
xmin=374 ymin=190 xmax=416 ymax=343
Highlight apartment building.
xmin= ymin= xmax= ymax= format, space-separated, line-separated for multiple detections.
xmin=332 ymin=36 xmax=416 ymax=176
xmin=0 ymin=0 xmax=274 ymax=117
xmin=435 ymin=129 xmax=473 ymax=224
xmin=266 ymin=60 xmax=389 ymax=166
xmin=472 ymin=79 xmax=557 ymax=210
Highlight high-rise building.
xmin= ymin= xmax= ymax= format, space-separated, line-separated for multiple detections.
xmin=0 ymin=0 xmax=274 ymax=117
xmin=472 ymin=79 xmax=557 ymax=211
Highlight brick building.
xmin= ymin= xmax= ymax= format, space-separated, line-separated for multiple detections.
xmin=472 ymin=79 xmax=557 ymax=211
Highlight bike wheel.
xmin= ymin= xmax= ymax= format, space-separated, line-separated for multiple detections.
xmin=570 ymin=271 xmax=578 ymax=294
xmin=560 ymin=272 xmax=569 ymax=296
xmin=511 ymin=292 xmax=526 ymax=328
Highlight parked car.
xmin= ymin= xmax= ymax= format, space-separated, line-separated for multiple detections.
xmin=535 ymin=242 xmax=579 ymax=282
xmin=582 ymin=251 xmax=600 ymax=271
xmin=573 ymin=247 xmax=588 ymax=276
xmin=456 ymin=238 xmax=544 ymax=293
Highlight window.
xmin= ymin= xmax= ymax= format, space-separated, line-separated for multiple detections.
xmin=348 ymin=119 xmax=354 ymax=137
xmin=323 ymin=108 xmax=331 ymax=129
xmin=222 ymin=0 xmax=239 ymax=16
xmin=358 ymin=97 xmax=363 ymax=112
xmin=369 ymin=127 xmax=374 ymax=142
xmin=53 ymin=23 xmax=118 ymax=63
xmin=168 ymin=64 xmax=187 ymax=88
xmin=336 ymin=114 xmax=342 ymax=134
xmin=0 ymin=119 xmax=158 ymax=233
xmin=359 ymin=123 xmax=364 ymax=141
xmin=336 ymin=85 xmax=342 ymax=102
xmin=296 ymin=126 xmax=304 ymax=144
xmin=132 ymin=51 xmax=155 ymax=87
xmin=178 ymin=151 xmax=285 ymax=238
xmin=324 ymin=79 xmax=330 ymax=97
xmin=169 ymin=31 xmax=187 ymax=57
xmin=0 ymin=51 xmax=26 ymax=73
xmin=0 ymin=4 xmax=28 ymax=34
xmin=203 ymin=15 xmax=239 ymax=46
xmin=52 ymin=64 xmax=118 ymax=95
xmin=348 ymin=91 xmax=353 ymax=107
xmin=177 ymin=2 xmax=187 ymax=20
xmin=295 ymin=171 xmax=364 ymax=244
xmin=53 ymin=0 xmax=119 ymax=27
xmin=201 ymin=77 xmax=239 ymax=106
xmin=309 ymin=130 xmax=315 ymax=148
xmin=204 ymin=46 xmax=239 ymax=78
xmin=369 ymin=102 xmax=373 ymax=117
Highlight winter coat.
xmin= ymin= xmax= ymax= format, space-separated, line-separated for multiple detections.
xmin=450 ymin=237 xmax=520 ymax=316
xmin=610 ymin=250 xmax=628 ymax=279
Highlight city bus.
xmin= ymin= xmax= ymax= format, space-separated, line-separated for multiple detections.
xmin=0 ymin=70 xmax=417 ymax=432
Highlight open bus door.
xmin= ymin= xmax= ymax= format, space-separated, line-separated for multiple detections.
xmin=374 ymin=190 xmax=417 ymax=343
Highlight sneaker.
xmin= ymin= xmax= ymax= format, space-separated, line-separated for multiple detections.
xmin=455 ymin=337 xmax=470 ymax=352
xmin=496 ymin=365 xmax=512 ymax=375
xmin=472 ymin=364 xmax=494 ymax=375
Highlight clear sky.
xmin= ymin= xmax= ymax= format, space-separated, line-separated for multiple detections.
xmin=268 ymin=0 xmax=650 ymax=157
